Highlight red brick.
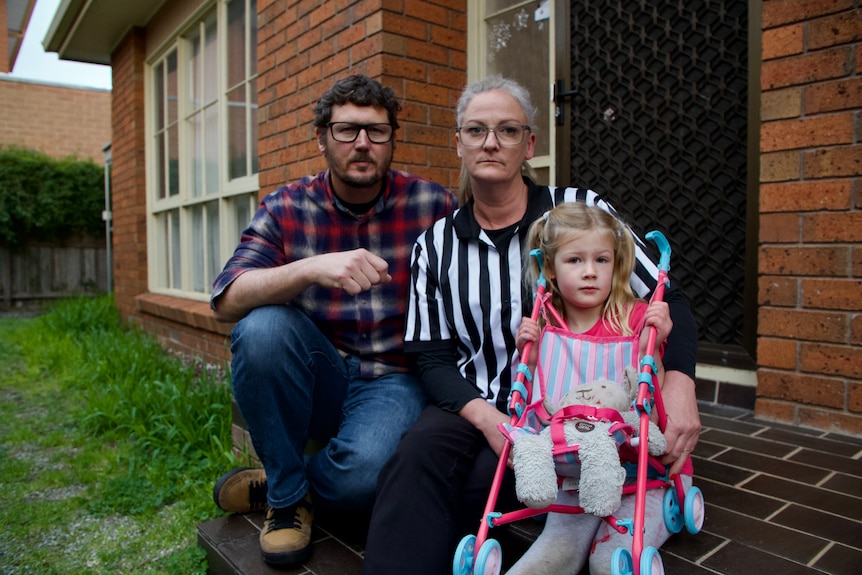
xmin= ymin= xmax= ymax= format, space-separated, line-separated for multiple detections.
xmin=808 ymin=10 xmax=862 ymax=49
xmin=759 ymin=276 xmax=799 ymax=306
xmin=761 ymin=47 xmax=853 ymax=89
xmin=802 ymin=278 xmax=862 ymax=311
xmin=758 ymin=338 xmax=799 ymax=369
xmin=762 ymin=24 xmax=804 ymax=59
xmin=404 ymin=0 xmax=449 ymax=26
xmin=381 ymin=12 xmax=429 ymax=41
xmin=759 ymin=307 xmax=848 ymax=342
xmin=805 ymin=78 xmax=862 ymax=113
xmin=759 ymin=213 xmax=800 ymax=242
xmin=760 ymin=180 xmax=852 ymax=212
xmin=803 ymin=145 xmax=862 ymax=178
xmin=853 ymin=314 xmax=862 ymax=344
xmin=801 ymin=342 xmax=862 ymax=377
xmin=753 ymin=397 xmax=797 ymax=426
xmin=759 ymin=246 xmax=850 ymax=276
xmin=761 ymin=0 xmax=854 ymax=28
xmin=757 ymin=369 xmax=846 ymax=408
xmin=797 ymin=406 xmax=862 ymax=435
xmin=760 ymin=113 xmax=853 ymax=152
xmin=849 ymin=382 xmax=862 ymax=412
xmin=802 ymin=212 xmax=862 ymax=242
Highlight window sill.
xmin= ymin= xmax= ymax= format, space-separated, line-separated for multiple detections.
xmin=136 ymin=292 xmax=233 ymax=337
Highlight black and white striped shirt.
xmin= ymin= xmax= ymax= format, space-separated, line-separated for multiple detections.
xmin=405 ymin=178 xmax=696 ymax=414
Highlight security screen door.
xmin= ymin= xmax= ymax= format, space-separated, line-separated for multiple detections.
xmin=474 ymin=0 xmax=752 ymax=360
xmin=562 ymin=0 xmax=751 ymax=359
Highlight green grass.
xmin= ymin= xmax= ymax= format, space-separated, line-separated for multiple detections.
xmin=0 ymin=296 xmax=240 ymax=574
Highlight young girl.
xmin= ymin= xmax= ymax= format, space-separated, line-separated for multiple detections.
xmin=507 ymin=202 xmax=691 ymax=575
xmin=515 ymin=202 xmax=671 ymax=379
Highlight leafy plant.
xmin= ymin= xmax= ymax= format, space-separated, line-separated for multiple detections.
xmin=0 ymin=146 xmax=105 ymax=248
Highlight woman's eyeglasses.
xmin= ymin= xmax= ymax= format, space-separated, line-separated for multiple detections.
xmin=456 ymin=124 xmax=531 ymax=147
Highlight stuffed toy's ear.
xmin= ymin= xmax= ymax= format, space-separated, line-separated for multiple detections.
xmin=623 ymin=366 xmax=639 ymax=404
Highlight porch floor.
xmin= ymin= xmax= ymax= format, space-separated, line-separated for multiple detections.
xmin=198 ymin=402 xmax=862 ymax=574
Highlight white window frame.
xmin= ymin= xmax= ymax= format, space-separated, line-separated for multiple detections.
xmin=146 ymin=0 xmax=259 ymax=301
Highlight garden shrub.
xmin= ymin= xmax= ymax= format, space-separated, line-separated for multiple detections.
xmin=0 ymin=146 xmax=105 ymax=248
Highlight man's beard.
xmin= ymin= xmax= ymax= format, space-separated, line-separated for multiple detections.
xmin=324 ymin=146 xmax=392 ymax=190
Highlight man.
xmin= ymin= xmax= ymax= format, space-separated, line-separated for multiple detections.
xmin=209 ymin=74 xmax=456 ymax=567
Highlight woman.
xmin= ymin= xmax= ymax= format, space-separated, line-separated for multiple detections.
xmin=361 ymin=76 xmax=700 ymax=575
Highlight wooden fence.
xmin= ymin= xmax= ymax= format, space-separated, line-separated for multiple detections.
xmin=0 ymin=236 xmax=109 ymax=309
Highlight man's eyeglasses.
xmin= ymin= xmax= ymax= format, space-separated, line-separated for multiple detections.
xmin=326 ymin=122 xmax=395 ymax=144
xmin=456 ymin=124 xmax=531 ymax=147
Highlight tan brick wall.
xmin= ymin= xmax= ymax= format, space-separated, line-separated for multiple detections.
xmin=0 ymin=77 xmax=111 ymax=163
xmin=756 ymin=1 xmax=862 ymax=434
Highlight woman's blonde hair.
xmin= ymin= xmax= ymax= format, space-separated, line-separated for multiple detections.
xmin=525 ymin=202 xmax=638 ymax=334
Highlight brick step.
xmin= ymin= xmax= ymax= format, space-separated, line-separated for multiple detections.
xmin=197 ymin=510 xmax=546 ymax=575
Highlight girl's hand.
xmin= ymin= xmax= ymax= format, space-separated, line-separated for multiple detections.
xmin=516 ymin=317 xmax=539 ymax=357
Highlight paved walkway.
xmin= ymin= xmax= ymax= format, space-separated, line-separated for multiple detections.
xmin=198 ymin=402 xmax=862 ymax=574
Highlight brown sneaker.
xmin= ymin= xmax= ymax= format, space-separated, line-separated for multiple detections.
xmin=260 ymin=493 xmax=314 ymax=566
xmin=212 ymin=467 xmax=268 ymax=513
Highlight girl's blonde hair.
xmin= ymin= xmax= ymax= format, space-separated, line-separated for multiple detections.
xmin=525 ymin=202 xmax=638 ymax=334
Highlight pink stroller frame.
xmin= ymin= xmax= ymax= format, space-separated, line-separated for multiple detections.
xmin=452 ymin=231 xmax=705 ymax=575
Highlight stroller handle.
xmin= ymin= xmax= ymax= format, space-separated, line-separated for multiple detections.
xmin=645 ymin=230 xmax=671 ymax=274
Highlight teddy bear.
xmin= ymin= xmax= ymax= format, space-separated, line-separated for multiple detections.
xmin=511 ymin=366 xmax=667 ymax=517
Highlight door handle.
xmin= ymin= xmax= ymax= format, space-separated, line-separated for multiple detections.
xmin=553 ymin=79 xmax=578 ymax=125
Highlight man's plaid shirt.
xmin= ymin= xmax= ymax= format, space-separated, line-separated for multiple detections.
xmin=211 ymin=169 xmax=457 ymax=378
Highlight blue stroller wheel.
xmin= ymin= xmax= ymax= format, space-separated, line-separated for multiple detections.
xmin=474 ymin=538 xmax=502 ymax=575
xmin=684 ymin=486 xmax=706 ymax=534
xmin=453 ymin=534 xmax=476 ymax=575
xmin=640 ymin=546 xmax=665 ymax=575
xmin=610 ymin=547 xmax=633 ymax=575
xmin=662 ymin=488 xmax=684 ymax=534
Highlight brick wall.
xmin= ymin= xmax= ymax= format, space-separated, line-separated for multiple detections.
xmin=110 ymin=29 xmax=149 ymax=322
xmin=756 ymin=1 xmax=862 ymax=434
xmin=0 ymin=77 xmax=111 ymax=163
xmin=256 ymin=0 xmax=466 ymax=193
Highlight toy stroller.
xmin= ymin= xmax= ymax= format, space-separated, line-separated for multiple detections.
xmin=452 ymin=231 xmax=705 ymax=575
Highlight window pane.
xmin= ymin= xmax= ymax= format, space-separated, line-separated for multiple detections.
xmin=249 ymin=0 xmax=257 ymax=76
xmin=154 ymin=61 xmax=164 ymax=130
xmin=169 ymin=210 xmax=182 ymax=290
xmin=250 ymin=77 xmax=258 ymax=174
xmin=156 ymin=133 xmax=166 ymax=199
xmin=485 ymin=8 xmax=550 ymax=157
xmin=191 ymin=206 xmax=204 ymax=292
xmin=206 ymin=202 xmax=221 ymax=291
xmin=191 ymin=113 xmax=203 ymax=198
xmin=205 ymin=104 xmax=219 ymax=194
xmin=204 ymin=12 xmax=218 ymax=104
xmin=167 ymin=51 xmax=178 ymax=125
xmin=189 ymin=27 xmax=201 ymax=111
xmin=227 ymin=85 xmax=247 ymax=180
xmin=227 ymin=0 xmax=246 ymax=89
xmin=168 ymin=125 xmax=180 ymax=196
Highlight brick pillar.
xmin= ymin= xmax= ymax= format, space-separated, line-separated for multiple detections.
xmin=109 ymin=28 xmax=149 ymax=322
xmin=756 ymin=1 xmax=862 ymax=434
xmin=256 ymin=0 xmax=467 ymax=195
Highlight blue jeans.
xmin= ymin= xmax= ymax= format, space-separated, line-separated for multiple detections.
xmin=230 ymin=305 xmax=426 ymax=512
